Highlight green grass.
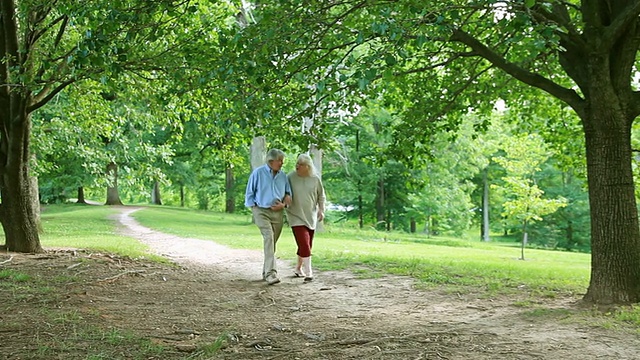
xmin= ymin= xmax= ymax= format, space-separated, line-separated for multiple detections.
xmin=32 ymin=320 xmax=167 ymax=360
xmin=28 ymin=203 xmax=591 ymax=297
xmin=130 ymin=205 xmax=591 ymax=296
xmin=39 ymin=203 xmax=164 ymax=261
xmin=612 ymin=305 xmax=640 ymax=327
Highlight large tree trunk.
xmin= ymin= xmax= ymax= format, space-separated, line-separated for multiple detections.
xmin=582 ymin=109 xmax=640 ymax=304
xmin=0 ymin=109 xmax=43 ymax=252
xmin=105 ymin=162 xmax=123 ymax=205
xmin=0 ymin=1 xmax=43 ymax=253
xmin=29 ymin=170 xmax=43 ymax=234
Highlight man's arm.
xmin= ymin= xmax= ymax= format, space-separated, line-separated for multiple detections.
xmin=244 ymin=171 xmax=257 ymax=207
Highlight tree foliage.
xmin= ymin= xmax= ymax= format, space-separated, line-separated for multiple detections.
xmin=228 ymin=0 xmax=640 ymax=304
xmin=0 ymin=0 xmax=237 ymax=252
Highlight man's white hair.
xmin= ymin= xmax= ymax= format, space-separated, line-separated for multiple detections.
xmin=266 ymin=149 xmax=285 ymax=162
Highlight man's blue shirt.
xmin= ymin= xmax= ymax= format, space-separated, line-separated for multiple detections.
xmin=245 ymin=164 xmax=292 ymax=208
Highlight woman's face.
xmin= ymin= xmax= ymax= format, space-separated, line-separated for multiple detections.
xmin=295 ymin=160 xmax=310 ymax=176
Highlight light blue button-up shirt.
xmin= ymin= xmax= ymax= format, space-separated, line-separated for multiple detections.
xmin=245 ymin=164 xmax=292 ymax=208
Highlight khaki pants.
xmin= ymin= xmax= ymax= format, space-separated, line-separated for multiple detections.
xmin=252 ymin=207 xmax=284 ymax=279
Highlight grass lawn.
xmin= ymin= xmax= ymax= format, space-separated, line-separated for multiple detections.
xmin=129 ymin=205 xmax=591 ymax=297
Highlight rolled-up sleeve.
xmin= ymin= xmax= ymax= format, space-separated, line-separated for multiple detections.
xmin=244 ymin=171 xmax=257 ymax=207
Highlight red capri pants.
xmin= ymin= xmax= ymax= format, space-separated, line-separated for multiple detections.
xmin=292 ymin=226 xmax=315 ymax=257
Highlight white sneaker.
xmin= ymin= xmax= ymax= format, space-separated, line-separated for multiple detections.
xmin=302 ymin=257 xmax=313 ymax=280
xmin=266 ymin=274 xmax=281 ymax=285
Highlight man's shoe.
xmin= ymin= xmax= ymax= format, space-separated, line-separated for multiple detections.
xmin=266 ymin=275 xmax=281 ymax=285
xmin=303 ymin=276 xmax=313 ymax=282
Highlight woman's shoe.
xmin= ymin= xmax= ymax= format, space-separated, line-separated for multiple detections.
xmin=302 ymin=257 xmax=313 ymax=282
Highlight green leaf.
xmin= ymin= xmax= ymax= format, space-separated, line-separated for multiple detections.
xmin=385 ymin=54 xmax=397 ymax=66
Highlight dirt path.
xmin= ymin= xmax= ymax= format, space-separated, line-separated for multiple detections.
xmin=4 ymin=206 xmax=634 ymax=359
xmin=109 ymin=207 xmax=640 ymax=359
xmin=116 ymin=207 xmax=269 ymax=279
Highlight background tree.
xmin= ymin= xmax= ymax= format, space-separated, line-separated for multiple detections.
xmin=492 ymin=134 xmax=568 ymax=260
xmin=530 ymin=160 xmax=591 ymax=252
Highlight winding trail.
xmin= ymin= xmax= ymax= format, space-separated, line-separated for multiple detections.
xmin=115 ymin=206 xmax=288 ymax=281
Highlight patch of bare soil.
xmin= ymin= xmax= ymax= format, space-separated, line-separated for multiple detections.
xmin=1 ymin=206 xmax=639 ymax=360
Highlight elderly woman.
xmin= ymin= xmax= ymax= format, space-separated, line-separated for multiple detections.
xmin=286 ymin=153 xmax=326 ymax=282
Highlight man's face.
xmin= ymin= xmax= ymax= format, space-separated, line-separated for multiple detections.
xmin=270 ymin=158 xmax=283 ymax=171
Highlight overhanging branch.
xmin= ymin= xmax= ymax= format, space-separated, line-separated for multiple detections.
xmin=450 ymin=28 xmax=585 ymax=118
xmin=602 ymin=1 xmax=640 ymax=50
xmin=28 ymin=79 xmax=75 ymax=112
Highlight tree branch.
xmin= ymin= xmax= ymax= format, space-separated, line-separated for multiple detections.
xmin=1 ymin=0 xmax=20 ymax=71
xmin=602 ymin=1 xmax=640 ymax=50
xmin=28 ymin=79 xmax=75 ymax=112
xmin=450 ymin=28 xmax=585 ymax=118
xmin=529 ymin=2 xmax=586 ymax=49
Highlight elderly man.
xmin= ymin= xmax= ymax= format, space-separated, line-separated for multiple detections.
xmin=245 ymin=149 xmax=292 ymax=285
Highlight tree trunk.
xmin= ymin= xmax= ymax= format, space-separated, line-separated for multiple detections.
xmin=105 ymin=162 xmax=123 ymax=205
xmin=386 ymin=209 xmax=391 ymax=231
xmin=520 ymin=220 xmax=528 ymax=261
xmin=77 ymin=186 xmax=86 ymax=204
xmin=564 ymin=172 xmax=573 ymax=250
xmin=582 ymin=109 xmax=640 ymax=304
xmin=482 ymin=167 xmax=490 ymax=242
xmin=151 ymin=181 xmax=162 ymax=205
xmin=28 ymin=164 xmax=42 ymax=234
xmin=375 ymin=176 xmax=385 ymax=230
xmin=180 ymin=184 xmax=185 ymax=207
xmin=0 ymin=108 xmax=43 ymax=253
xmin=225 ymin=164 xmax=235 ymax=213
xmin=250 ymin=136 xmax=266 ymax=170
xmin=358 ymin=192 xmax=363 ymax=229
xmin=250 ymin=136 xmax=267 ymax=223
xmin=423 ymin=214 xmax=431 ymax=237
xmin=566 ymin=220 xmax=574 ymax=251
xmin=356 ymin=129 xmax=363 ymax=229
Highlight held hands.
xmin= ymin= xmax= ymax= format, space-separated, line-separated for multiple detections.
xmin=271 ymin=200 xmax=286 ymax=211
xmin=283 ymin=194 xmax=292 ymax=207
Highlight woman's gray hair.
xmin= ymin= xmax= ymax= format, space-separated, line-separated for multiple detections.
xmin=266 ymin=149 xmax=286 ymax=162
xmin=297 ymin=153 xmax=317 ymax=177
